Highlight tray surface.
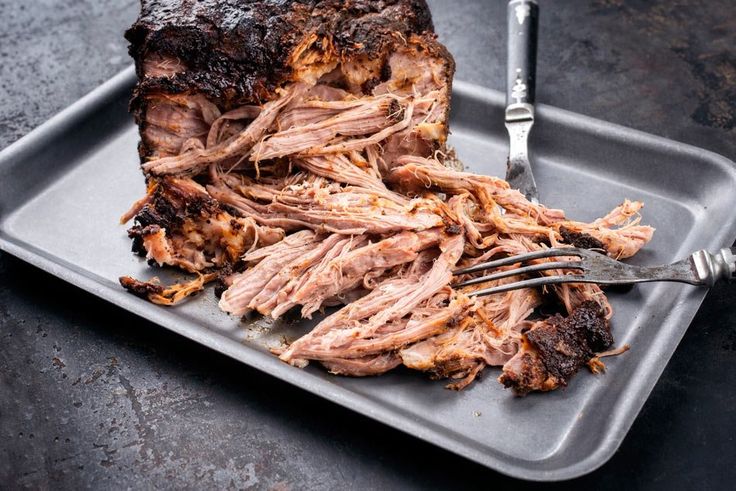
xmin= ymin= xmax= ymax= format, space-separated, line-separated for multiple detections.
xmin=2 ymin=67 xmax=735 ymax=480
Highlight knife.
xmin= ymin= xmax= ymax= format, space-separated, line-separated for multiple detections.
xmin=505 ymin=0 xmax=539 ymax=203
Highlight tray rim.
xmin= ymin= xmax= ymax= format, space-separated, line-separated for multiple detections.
xmin=2 ymin=66 xmax=736 ymax=481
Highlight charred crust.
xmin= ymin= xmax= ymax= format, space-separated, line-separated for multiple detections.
xmin=361 ymin=77 xmax=380 ymax=94
xmin=120 ymin=276 xmax=164 ymax=299
xmin=127 ymin=1 xmax=452 ymax=159
xmin=221 ymin=203 xmax=243 ymax=218
xmin=524 ymin=301 xmax=611 ymax=385
xmin=128 ymin=224 xmax=162 ymax=238
xmin=184 ymin=197 xmax=210 ymax=217
xmin=498 ymin=352 xmax=548 ymax=396
xmin=428 ymin=358 xmax=479 ymax=382
xmin=213 ymin=281 xmax=228 ymax=299
xmin=128 ymin=224 xmax=161 ymax=256
xmin=126 ymin=0 xmax=436 ymax=105
xmin=214 ymin=263 xmax=235 ymax=299
xmin=559 ymin=226 xmax=606 ymax=251
xmin=130 ymin=235 xmax=146 ymax=256
xmin=126 ymin=178 xmax=246 ymax=268
xmin=229 ymin=218 xmax=244 ymax=231
xmin=576 ymin=300 xmax=614 ymax=351
xmin=134 ymin=189 xmax=182 ymax=231
xmin=525 ymin=316 xmax=588 ymax=385
xmin=380 ymin=58 xmax=392 ymax=82
xmin=132 ymin=178 xmax=218 ymax=233
xmin=387 ymin=99 xmax=404 ymax=122
xmin=444 ymin=223 xmax=462 ymax=235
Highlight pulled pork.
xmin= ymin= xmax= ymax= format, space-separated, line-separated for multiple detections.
xmin=121 ymin=0 xmax=654 ymax=395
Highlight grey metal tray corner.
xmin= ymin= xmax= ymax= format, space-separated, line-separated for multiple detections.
xmin=2 ymin=66 xmax=736 ymax=481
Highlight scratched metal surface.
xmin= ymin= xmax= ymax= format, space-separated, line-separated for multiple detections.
xmin=1 ymin=0 xmax=736 ymax=488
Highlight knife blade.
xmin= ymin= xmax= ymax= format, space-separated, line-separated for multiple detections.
xmin=505 ymin=0 xmax=539 ymax=203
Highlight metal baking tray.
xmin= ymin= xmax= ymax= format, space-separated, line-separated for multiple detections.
xmin=2 ymin=66 xmax=735 ymax=481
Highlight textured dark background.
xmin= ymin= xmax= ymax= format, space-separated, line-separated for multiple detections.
xmin=1 ymin=0 xmax=735 ymax=488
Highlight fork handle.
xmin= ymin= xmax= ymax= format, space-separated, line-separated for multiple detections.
xmin=717 ymin=248 xmax=735 ymax=281
xmin=506 ymin=0 xmax=538 ymax=112
xmin=692 ymin=247 xmax=736 ymax=286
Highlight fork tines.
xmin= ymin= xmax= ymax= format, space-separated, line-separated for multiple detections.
xmin=452 ymin=247 xmax=591 ymax=297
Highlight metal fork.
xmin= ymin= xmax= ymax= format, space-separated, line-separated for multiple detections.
xmin=453 ymin=247 xmax=736 ymax=297
xmin=504 ymin=0 xmax=540 ymax=203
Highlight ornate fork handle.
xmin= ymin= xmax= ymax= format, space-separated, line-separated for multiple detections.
xmin=691 ymin=248 xmax=736 ymax=286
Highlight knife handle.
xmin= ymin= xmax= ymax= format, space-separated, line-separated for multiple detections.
xmin=506 ymin=0 xmax=538 ymax=116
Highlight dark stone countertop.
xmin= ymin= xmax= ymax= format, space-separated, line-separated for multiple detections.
xmin=1 ymin=1 xmax=734 ymax=488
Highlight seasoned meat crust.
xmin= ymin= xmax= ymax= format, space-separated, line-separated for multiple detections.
xmin=499 ymin=301 xmax=613 ymax=395
xmin=127 ymin=0 xmax=434 ymax=95
xmin=559 ymin=226 xmax=606 ymax=250
xmin=526 ymin=301 xmax=612 ymax=379
xmin=126 ymin=0 xmax=453 ymax=159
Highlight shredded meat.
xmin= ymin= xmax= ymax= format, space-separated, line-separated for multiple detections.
xmin=120 ymin=0 xmax=653 ymax=395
